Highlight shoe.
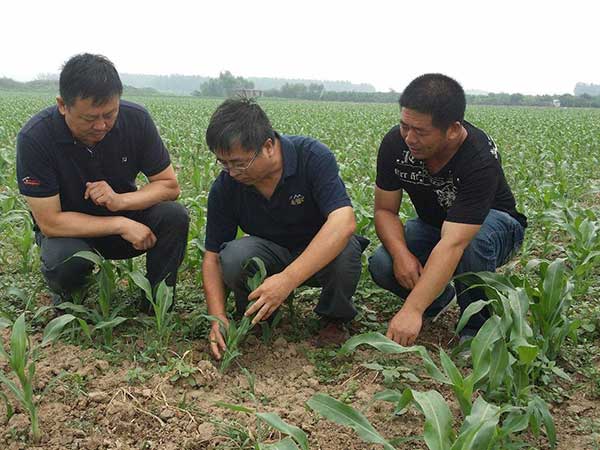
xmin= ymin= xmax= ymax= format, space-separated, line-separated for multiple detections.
xmin=457 ymin=327 xmax=477 ymax=360
xmin=424 ymin=290 xmax=456 ymax=322
xmin=312 ymin=319 xmax=350 ymax=348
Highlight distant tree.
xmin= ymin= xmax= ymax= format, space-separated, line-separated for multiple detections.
xmin=199 ymin=71 xmax=254 ymax=97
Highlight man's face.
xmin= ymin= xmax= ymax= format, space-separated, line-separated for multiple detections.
xmin=215 ymin=143 xmax=264 ymax=185
xmin=399 ymin=108 xmax=448 ymax=161
xmin=57 ymin=95 xmax=120 ymax=147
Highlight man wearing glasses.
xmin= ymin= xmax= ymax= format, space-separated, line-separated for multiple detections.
xmin=202 ymin=98 xmax=368 ymax=359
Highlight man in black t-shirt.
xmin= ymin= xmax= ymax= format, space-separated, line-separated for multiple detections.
xmin=369 ymin=73 xmax=526 ymax=346
xmin=16 ymin=54 xmax=189 ymax=310
xmin=202 ymin=99 xmax=367 ymax=358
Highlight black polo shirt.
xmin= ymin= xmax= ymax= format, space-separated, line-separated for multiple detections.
xmin=205 ymin=134 xmax=352 ymax=253
xmin=16 ymin=100 xmax=171 ymax=219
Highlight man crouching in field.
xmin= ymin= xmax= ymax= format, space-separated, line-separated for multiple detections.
xmin=16 ymin=53 xmax=189 ymax=311
xmin=202 ymin=98 xmax=368 ymax=359
xmin=369 ymin=73 xmax=527 ymax=346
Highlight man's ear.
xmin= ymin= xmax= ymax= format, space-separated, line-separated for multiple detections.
xmin=56 ymin=96 xmax=67 ymax=115
xmin=446 ymin=121 xmax=463 ymax=140
xmin=263 ymin=137 xmax=275 ymax=157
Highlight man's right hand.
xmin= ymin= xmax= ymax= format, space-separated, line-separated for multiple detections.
xmin=119 ymin=218 xmax=157 ymax=250
xmin=209 ymin=316 xmax=228 ymax=360
xmin=392 ymin=249 xmax=423 ymax=290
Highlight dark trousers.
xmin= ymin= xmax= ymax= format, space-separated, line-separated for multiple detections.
xmin=368 ymin=210 xmax=525 ymax=333
xmin=37 ymin=201 xmax=189 ymax=298
xmin=218 ymin=235 xmax=368 ymax=322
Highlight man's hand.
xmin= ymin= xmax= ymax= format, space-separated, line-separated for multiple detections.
xmin=119 ymin=219 xmax=157 ymax=250
xmin=386 ymin=305 xmax=423 ymax=346
xmin=85 ymin=181 xmax=124 ymax=212
xmin=245 ymin=272 xmax=295 ymax=325
xmin=209 ymin=315 xmax=229 ymax=360
xmin=393 ymin=249 xmax=423 ymax=290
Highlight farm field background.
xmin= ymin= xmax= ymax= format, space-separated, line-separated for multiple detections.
xmin=0 ymin=93 xmax=599 ymax=449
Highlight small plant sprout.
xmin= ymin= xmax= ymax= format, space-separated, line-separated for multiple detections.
xmin=0 ymin=313 xmax=77 ymax=442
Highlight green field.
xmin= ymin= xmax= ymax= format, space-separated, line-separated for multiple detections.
xmin=0 ymin=93 xmax=599 ymax=449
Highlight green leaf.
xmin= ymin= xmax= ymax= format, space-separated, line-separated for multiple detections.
xmin=41 ymin=314 xmax=77 ymax=346
xmin=215 ymin=401 xmax=255 ymax=414
xmin=256 ymin=412 xmax=309 ymax=450
xmin=451 ymin=396 xmax=500 ymax=450
xmin=456 ymin=300 xmax=493 ymax=334
xmin=129 ymin=270 xmax=153 ymax=303
xmin=72 ymin=250 xmax=103 ymax=266
xmin=307 ymin=393 xmax=395 ymax=450
xmin=470 ymin=316 xmax=503 ymax=385
xmin=9 ymin=314 xmax=28 ymax=376
xmin=338 ymin=332 xmax=447 ymax=383
xmin=94 ymin=316 xmax=128 ymax=330
xmin=411 ymin=390 xmax=454 ymax=450
xmin=259 ymin=437 xmax=299 ymax=450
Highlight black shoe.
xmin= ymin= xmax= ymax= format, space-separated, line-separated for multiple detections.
xmin=424 ymin=290 xmax=456 ymax=322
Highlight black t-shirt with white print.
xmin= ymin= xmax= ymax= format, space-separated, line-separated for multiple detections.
xmin=376 ymin=121 xmax=527 ymax=229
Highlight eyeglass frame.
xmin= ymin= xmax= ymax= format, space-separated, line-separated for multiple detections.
xmin=215 ymin=145 xmax=263 ymax=173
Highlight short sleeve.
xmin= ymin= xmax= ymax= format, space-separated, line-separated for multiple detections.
xmin=204 ymin=178 xmax=239 ymax=253
xmin=16 ymin=133 xmax=59 ymax=198
xmin=375 ymin=127 xmax=403 ymax=191
xmin=307 ymin=150 xmax=351 ymax=216
xmin=139 ymin=113 xmax=171 ymax=177
xmin=445 ymin=162 xmax=498 ymax=225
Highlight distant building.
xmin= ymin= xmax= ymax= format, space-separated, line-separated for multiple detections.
xmin=552 ymin=99 xmax=561 ymax=108
xmin=232 ymin=88 xmax=263 ymax=98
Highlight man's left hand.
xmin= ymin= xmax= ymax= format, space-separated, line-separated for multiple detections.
xmin=245 ymin=272 xmax=295 ymax=325
xmin=386 ymin=305 xmax=423 ymax=346
xmin=85 ymin=181 xmax=124 ymax=211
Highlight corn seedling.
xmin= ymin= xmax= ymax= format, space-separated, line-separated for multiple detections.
xmin=205 ymin=257 xmax=267 ymax=373
xmin=0 ymin=313 xmax=77 ymax=442
xmin=129 ymin=270 xmax=174 ymax=349
xmin=216 ymin=401 xmax=309 ymax=450
xmin=52 ymin=251 xmax=128 ymax=347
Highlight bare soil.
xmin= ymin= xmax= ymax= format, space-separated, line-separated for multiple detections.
xmin=0 ymin=310 xmax=599 ymax=450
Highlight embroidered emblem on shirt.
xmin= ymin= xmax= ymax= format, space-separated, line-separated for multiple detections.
xmin=289 ymin=194 xmax=305 ymax=206
xmin=22 ymin=177 xmax=41 ymax=187
xmin=122 ymin=156 xmax=128 ymax=163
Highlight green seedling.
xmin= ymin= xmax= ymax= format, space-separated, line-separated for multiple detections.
xmin=57 ymin=251 xmax=128 ymax=347
xmin=205 ymin=256 xmax=267 ymax=373
xmin=0 ymin=313 xmax=77 ymax=442
xmin=216 ymin=401 xmax=309 ymax=450
xmin=129 ymin=271 xmax=174 ymax=350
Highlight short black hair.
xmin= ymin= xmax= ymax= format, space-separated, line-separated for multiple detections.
xmin=399 ymin=73 xmax=465 ymax=130
xmin=206 ymin=98 xmax=275 ymax=154
xmin=59 ymin=53 xmax=123 ymax=107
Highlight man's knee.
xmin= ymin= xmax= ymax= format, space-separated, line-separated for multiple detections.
xmin=368 ymin=245 xmax=393 ymax=286
xmin=219 ymin=237 xmax=264 ymax=287
xmin=39 ymin=237 xmax=94 ymax=293
xmin=155 ymin=201 xmax=190 ymax=234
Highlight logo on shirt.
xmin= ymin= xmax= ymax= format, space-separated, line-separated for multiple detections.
xmin=22 ymin=177 xmax=41 ymax=187
xmin=289 ymin=194 xmax=305 ymax=206
xmin=122 ymin=156 xmax=128 ymax=163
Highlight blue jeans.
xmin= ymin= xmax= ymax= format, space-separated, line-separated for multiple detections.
xmin=368 ymin=209 xmax=525 ymax=333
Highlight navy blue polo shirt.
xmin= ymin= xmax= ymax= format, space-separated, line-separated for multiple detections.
xmin=16 ymin=100 xmax=171 ymax=219
xmin=205 ymin=134 xmax=352 ymax=252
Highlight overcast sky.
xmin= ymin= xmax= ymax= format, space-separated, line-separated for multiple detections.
xmin=2 ymin=0 xmax=597 ymax=95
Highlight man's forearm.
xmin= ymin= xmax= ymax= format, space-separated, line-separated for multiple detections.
xmin=282 ymin=207 xmax=355 ymax=288
xmin=202 ymin=254 xmax=228 ymax=317
xmin=37 ymin=211 xmax=126 ymax=238
xmin=374 ymin=209 xmax=410 ymax=257
xmin=117 ymin=179 xmax=180 ymax=211
xmin=403 ymin=241 xmax=464 ymax=314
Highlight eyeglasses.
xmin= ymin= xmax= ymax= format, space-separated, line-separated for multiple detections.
xmin=216 ymin=148 xmax=261 ymax=173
